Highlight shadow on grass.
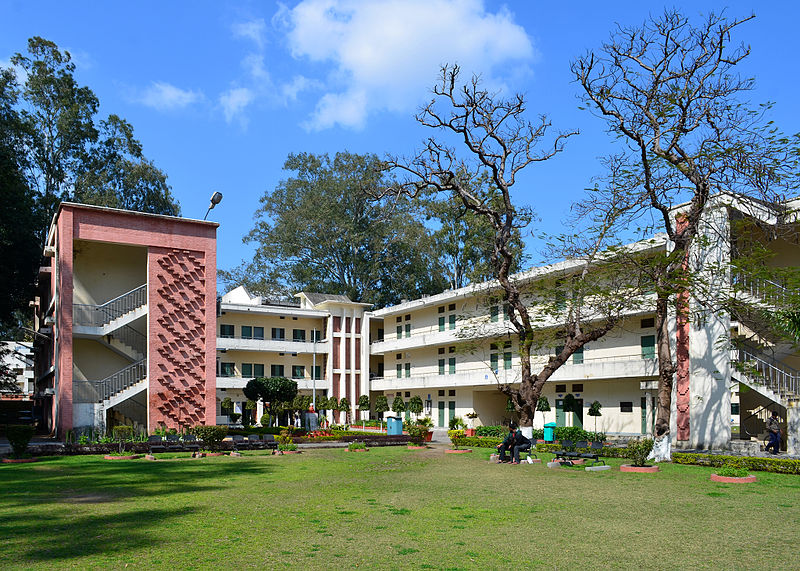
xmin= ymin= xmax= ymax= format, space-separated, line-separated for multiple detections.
xmin=0 ymin=455 xmax=279 ymax=509
xmin=0 ymin=505 xmax=199 ymax=562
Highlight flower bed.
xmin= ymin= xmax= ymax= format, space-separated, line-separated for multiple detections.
xmin=710 ymin=473 xmax=756 ymax=483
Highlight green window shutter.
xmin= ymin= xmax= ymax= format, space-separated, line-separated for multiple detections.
xmin=396 ymin=364 xmax=403 ymax=378
xmin=405 ymin=323 xmax=411 ymax=338
xmin=641 ymin=335 xmax=656 ymax=359
xmin=503 ymin=352 xmax=512 ymax=370
xmin=253 ymin=327 xmax=264 ymax=340
xmin=221 ymin=362 xmax=235 ymax=377
xmin=405 ymin=363 xmax=411 ymax=378
xmin=449 ymin=357 xmax=456 ymax=375
xmin=490 ymin=353 xmax=498 ymax=373
xmin=220 ymin=324 xmax=234 ymax=338
xmin=313 ymin=365 xmax=321 ymax=380
xmin=573 ymin=346 xmax=584 ymax=365
xmin=241 ymin=363 xmax=253 ymax=377
xmin=448 ymin=314 xmax=456 ymax=330
xmin=490 ymin=305 xmax=498 ymax=322
xmin=397 ymin=326 xmax=402 ymax=339
xmin=438 ymin=316 xmax=445 ymax=331
xmin=241 ymin=326 xmax=252 ymax=339
xmin=439 ymin=359 xmax=445 ymax=375
xmin=253 ymin=364 xmax=264 ymax=377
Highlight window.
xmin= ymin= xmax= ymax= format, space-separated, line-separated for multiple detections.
xmin=490 ymin=305 xmax=499 ymax=322
xmin=241 ymin=363 xmax=253 ymax=377
xmin=641 ymin=317 xmax=655 ymax=329
xmin=397 ymin=325 xmax=402 ymax=339
xmin=448 ymin=389 xmax=456 ymax=397
xmin=573 ymin=345 xmax=584 ymax=365
xmin=405 ymin=392 xmax=411 ymax=398
xmin=439 ymin=316 xmax=445 ymax=331
xmin=220 ymin=362 xmax=235 ymax=377
xmin=448 ymin=304 xmax=456 ymax=311
xmin=490 ymin=353 xmax=499 ymax=373
xmin=254 ymin=364 xmax=264 ymax=377
xmin=404 ymin=323 xmax=411 ymax=338
xmin=641 ymin=335 xmax=656 ymax=359
xmin=572 ymin=383 xmax=583 ymax=393
xmin=396 ymin=353 xmax=402 ymax=360
xmin=271 ymin=328 xmax=285 ymax=340
xmin=555 ymin=384 xmax=567 ymax=393
xmin=253 ymin=327 xmax=264 ymax=340
xmin=396 ymin=316 xmax=402 ymax=323
xmin=731 ymin=403 xmax=740 ymax=415
xmin=620 ymin=401 xmax=634 ymax=413
xmin=439 ymin=359 xmax=445 ymax=375
xmin=312 ymin=365 xmax=322 ymax=380
xmin=405 ymin=363 xmax=411 ymax=378
xmin=376 ymin=329 xmax=383 ymax=342
xmin=313 ymin=329 xmax=323 ymax=341
xmin=438 ymin=390 xmax=445 ymax=397
xmin=438 ymin=306 xmax=445 ymax=313
xmin=292 ymin=365 xmax=305 ymax=379
xmin=241 ymin=326 xmax=252 ymax=339
xmin=270 ymin=364 xmax=284 ymax=377
xmin=293 ymin=329 xmax=306 ymax=342
xmin=448 ymin=314 xmax=456 ymax=330
xmin=448 ymin=346 xmax=455 ymax=353
xmin=220 ymin=324 xmax=234 ymax=338
xmin=405 ymin=314 xmax=411 ymax=321
xmin=448 ymin=357 xmax=456 ymax=375
xmin=397 ymin=364 xmax=403 ymax=378
xmin=438 ymin=348 xmax=445 ymax=354
xmin=503 ymin=352 xmax=512 ymax=370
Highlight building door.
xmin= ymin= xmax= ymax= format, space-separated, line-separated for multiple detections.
xmin=572 ymin=399 xmax=583 ymax=429
xmin=448 ymin=401 xmax=456 ymax=425
xmin=555 ymin=399 xmax=565 ymax=426
xmin=438 ymin=401 xmax=445 ymax=427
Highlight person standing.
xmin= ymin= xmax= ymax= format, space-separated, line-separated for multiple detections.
xmin=766 ymin=410 xmax=782 ymax=455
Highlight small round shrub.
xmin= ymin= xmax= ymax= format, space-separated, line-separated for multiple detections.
xmin=191 ymin=425 xmax=228 ymax=451
xmin=7 ymin=425 xmax=35 ymax=458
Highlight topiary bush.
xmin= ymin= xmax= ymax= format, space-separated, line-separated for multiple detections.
xmin=448 ymin=429 xmax=466 ymax=449
xmin=672 ymin=453 xmax=800 ymax=475
xmin=191 ymin=425 xmax=228 ymax=451
xmin=7 ymin=425 xmax=35 ymax=458
xmin=716 ymin=457 xmax=750 ymax=478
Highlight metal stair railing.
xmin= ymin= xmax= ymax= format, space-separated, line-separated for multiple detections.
xmin=731 ymin=270 xmax=792 ymax=308
xmin=108 ymin=324 xmax=147 ymax=357
xmin=73 ymin=284 xmax=147 ymax=328
xmin=72 ymin=359 xmax=147 ymax=404
xmin=733 ymin=346 xmax=799 ymax=401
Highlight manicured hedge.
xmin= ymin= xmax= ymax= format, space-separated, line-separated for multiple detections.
xmin=534 ymin=443 xmax=629 ymax=458
xmin=672 ymin=453 xmax=800 ymax=475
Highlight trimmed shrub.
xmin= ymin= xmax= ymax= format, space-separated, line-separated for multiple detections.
xmin=672 ymin=452 xmax=800 ymax=475
xmin=475 ymin=425 xmax=506 ymax=438
xmin=626 ymin=438 xmax=654 ymax=467
xmin=191 ymin=425 xmax=228 ymax=451
xmin=7 ymin=425 xmax=35 ymax=458
xmin=448 ymin=429 xmax=465 ymax=449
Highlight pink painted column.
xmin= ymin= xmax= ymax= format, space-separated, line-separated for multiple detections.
xmin=675 ymin=216 xmax=691 ymax=441
xmin=56 ymin=209 xmax=74 ymax=435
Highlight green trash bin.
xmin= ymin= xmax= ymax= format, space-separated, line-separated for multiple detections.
xmin=387 ymin=416 xmax=403 ymax=436
xmin=544 ymin=422 xmax=557 ymax=443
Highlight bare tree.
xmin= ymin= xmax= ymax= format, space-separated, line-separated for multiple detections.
xmin=573 ymin=9 xmax=798 ymax=456
xmin=382 ymin=64 xmax=635 ymax=428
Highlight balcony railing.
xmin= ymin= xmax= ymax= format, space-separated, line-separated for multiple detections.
xmin=731 ymin=270 xmax=793 ymax=308
xmin=74 ymin=284 xmax=147 ymax=328
xmin=733 ymin=346 xmax=799 ymax=400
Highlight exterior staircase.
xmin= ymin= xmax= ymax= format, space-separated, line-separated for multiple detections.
xmin=731 ymin=346 xmax=799 ymax=407
xmin=71 ymin=284 xmax=148 ymax=423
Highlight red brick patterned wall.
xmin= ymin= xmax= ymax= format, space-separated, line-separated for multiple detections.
xmin=148 ymin=247 xmax=208 ymax=430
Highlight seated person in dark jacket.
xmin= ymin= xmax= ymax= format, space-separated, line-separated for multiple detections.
xmin=497 ymin=423 xmax=531 ymax=464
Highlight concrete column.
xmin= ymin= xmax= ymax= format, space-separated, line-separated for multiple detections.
xmin=787 ymin=402 xmax=800 ymax=456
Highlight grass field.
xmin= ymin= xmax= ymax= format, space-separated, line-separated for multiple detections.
xmin=2 ymin=445 xmax=799 ymax=569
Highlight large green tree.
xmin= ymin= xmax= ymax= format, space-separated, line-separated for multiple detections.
xmin=223 ymin=152 xmax=447 ymax=307
xmin=6 ymin=36 xmax=180 ymax=227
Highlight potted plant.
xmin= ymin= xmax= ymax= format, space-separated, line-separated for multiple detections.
xmin=588 ymin=401 xmax=602 ymax=433
xmin=2 ymin=424 xmax=36 ymax=463
xmin=464 ymin=412 xmax=478 ymax=436
xmin=417 ymin=416 xmax=434 ymax=442
xmin=277 ymin=429 xmax=299 ymax=454
xmin=621 ymin=438 xmax=658 ymax=472
xmin=338 ymin=397 xmax=351 ymax=425
xmin=405 ymin=421 xmax=429 ymax=447
xmin=357 ymin=394 xmax=371 ymax=428
xmin=711 ymin=457 xmax=757 ymax=483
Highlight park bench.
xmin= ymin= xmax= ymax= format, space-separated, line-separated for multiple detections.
xmin=261 ymin=434 xmax=279 ymax=454
xmin=182 ymin=434 xmax=201 ymax=452
xmin=147 ymin=435 xmax=167 ymax=454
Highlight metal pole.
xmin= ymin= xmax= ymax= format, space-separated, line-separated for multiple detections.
xmin=312 ymin=336 xmax=316 ymax=410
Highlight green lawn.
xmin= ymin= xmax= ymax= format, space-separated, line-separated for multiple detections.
xmin=2 ymin=446 xmax=798 ymax=569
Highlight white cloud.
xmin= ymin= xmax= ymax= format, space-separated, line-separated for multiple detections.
xmin=282 ymin=0 xmax=534 ymax=130
xmin=138 ymin=81 xmax=203 ymax=111
xmin=220 ymin=87 xmax=256 ymax=124
xmin=233 ymin=18 xmax=267 ymax=49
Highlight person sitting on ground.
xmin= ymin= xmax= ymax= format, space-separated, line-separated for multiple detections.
xmin=765 ymin=410 xmax=782 ymax=455
xmin=497 ymin=422 xmax=532 ymax=464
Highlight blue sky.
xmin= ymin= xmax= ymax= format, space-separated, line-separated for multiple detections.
xmin=2 ymin=1 xmax=798 ymax=281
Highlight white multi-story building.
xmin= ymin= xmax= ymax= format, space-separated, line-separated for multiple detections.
xmin=216 ymin=194 xmax=800 ymax=453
